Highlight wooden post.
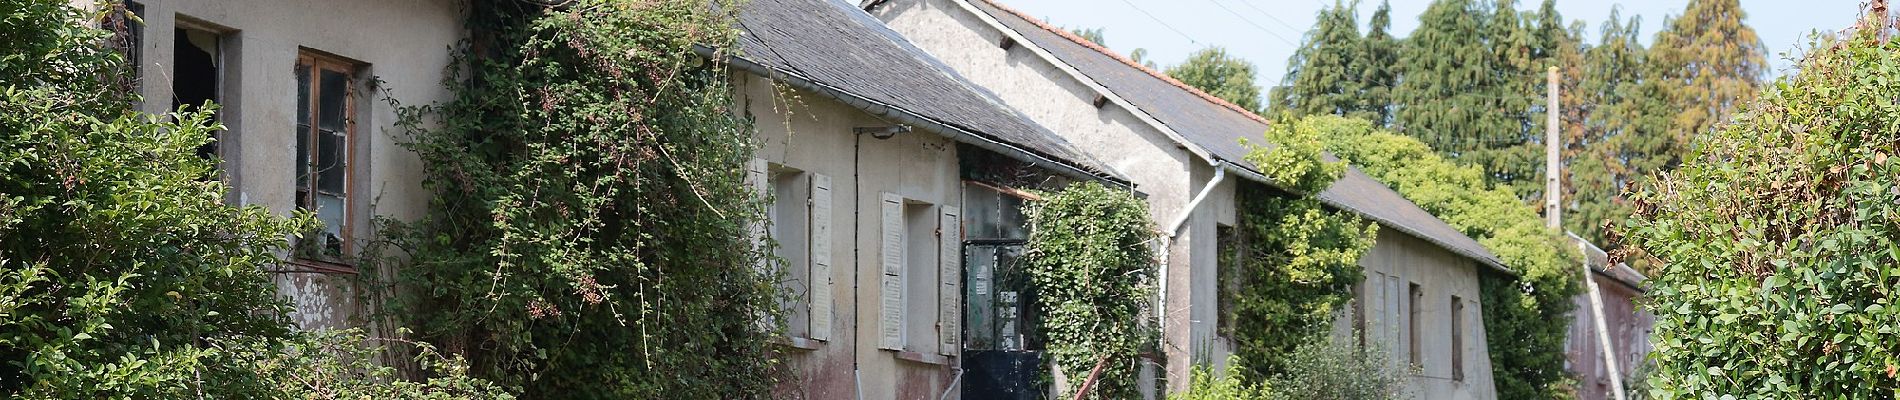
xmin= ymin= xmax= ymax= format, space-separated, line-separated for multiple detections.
xmin=1070 ymin=354 xmax=1112 ymax=400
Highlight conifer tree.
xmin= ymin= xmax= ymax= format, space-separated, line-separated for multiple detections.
xmin=1644 ymin=0 xmax=1767 ymax=172
xmin=1354 ymin=1 xmax=1399 ymax=125
xmin=1274 ymin=0 xmax=1363 ymax=118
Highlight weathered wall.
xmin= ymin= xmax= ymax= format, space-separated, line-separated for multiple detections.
xmin=871 ymin=0 xmax=1226 ymax=395
xmin=1347 ymin=226 xmax=1498 ymax=400
xmin=739 ymin=73 xmax=964 ymax=399
xmin=117 ymin=0 xmax=463 ymax=330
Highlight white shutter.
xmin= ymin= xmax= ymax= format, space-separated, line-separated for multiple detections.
xmin=937 ymin=206 xmax=961 ymax=355
xmin=807 ymin=174 xmax=833 ymax=341
xmin=879 ymin=193 xmax=905 ymax=350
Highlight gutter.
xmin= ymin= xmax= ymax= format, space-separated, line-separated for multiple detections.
xmin=695 ymin=45 xmax=1128 ymax=187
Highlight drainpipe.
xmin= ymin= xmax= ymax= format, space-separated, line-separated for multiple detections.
xmin=1155 ymin=156 xmax=1224 ymax=352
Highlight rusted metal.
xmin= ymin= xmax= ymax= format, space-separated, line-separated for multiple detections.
xmin=1069 ymin=354 xmax=1111 ymax=400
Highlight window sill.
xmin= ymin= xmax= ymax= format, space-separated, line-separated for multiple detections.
xmin=277 ymin=258 xmax=358 ymax=274
xmin=894 ymin=349 xmax=952 ymax=365
xmin=775 ymin=336 xmax=825 ymax=351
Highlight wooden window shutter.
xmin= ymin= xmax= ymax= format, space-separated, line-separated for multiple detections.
xmin=878 ymin=192 xmax=905 ymax=350
xmin=807 ymin=174 xmax=833 ymax=341
xmin=937 ymin=206 xmax=961 ymax=355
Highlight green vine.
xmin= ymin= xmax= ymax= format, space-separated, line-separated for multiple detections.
xmin=1226 ymin=118 xmax=1378 ymax=379
xmin=377 ymin=0 xmax=783 ymax=397
xmin=1022 ymin=181 xmax=1157 ymax=399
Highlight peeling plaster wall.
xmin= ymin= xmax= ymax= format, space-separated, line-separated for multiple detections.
xmin=1347 ymin=227 xmax=1499 ymax=400
xmin=119 ymin=0 xmax=464 ymax=330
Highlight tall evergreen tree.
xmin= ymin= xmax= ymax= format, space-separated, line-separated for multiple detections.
xmin=1168 ymin=47 xmax=1264 ymax=112
xmin=1355 ymin=1 xmax=1399 ymax=125
xmin=1392 ymin=0 xmax=1516 ymax=185
xmin=1273 ymin=0 xmax=1364 ymax=118
xmin=1568 ymin=8 xmax=1653 ymax=244
xmin=1645 ymin=0 xmax=1767 ymax=173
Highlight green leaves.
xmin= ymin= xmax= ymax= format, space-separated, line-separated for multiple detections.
xmin=1022 ymin=181 xmax=1157 ymax=400
xmin=1621 ymin=10 xmax=1900 ymax=397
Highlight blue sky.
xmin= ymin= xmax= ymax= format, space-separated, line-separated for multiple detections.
xmin=993 ymin=0 xmax=1863 ymax=88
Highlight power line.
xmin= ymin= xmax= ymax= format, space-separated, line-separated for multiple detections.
xmin=1205 ymin=0 xmax=1296 ymax=47
xmin=1114 ymin=0 xmax=1199 ymax=45
xmin=1232 ymin=0 xmax=1305 ymax=35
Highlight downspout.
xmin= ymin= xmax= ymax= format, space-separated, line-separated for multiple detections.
xmin=1155 ymin=156 xmax=1224 ymax=352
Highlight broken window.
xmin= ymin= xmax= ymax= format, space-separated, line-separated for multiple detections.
xmin=174 ymin=25 xmax=221 ymax=160
xmin=293 ymin=51 xmax=356 ymax=265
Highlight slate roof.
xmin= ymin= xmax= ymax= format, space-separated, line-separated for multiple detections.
xmin=966 ymin=0 xmax=1511 ymax=273
xmin=728 ymin=0 xmax=1122 ymax=182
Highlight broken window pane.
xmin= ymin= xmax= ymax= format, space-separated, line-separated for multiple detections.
xmin=318 ymin=69 xmax=347 ymax=132
xmin=316 ymin=130 xmax=344 ymax=194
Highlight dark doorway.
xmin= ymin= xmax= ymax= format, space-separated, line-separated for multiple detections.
xmin=173 ymin=27 xmax=219 ymax=160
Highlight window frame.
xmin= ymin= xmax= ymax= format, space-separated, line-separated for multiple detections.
xmin=290 ymin=50 xmax=360 ymax=271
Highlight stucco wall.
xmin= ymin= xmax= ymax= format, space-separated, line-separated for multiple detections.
xmin=119 ymin=0 xmax=463 ymax=330
xmin=871 ymin=0 xmax=1231 ymax=395
xmin=1348 ymin=227 xmax=1499 ymax=400
xmin=739 ymin=73 xmax=965 ymax=399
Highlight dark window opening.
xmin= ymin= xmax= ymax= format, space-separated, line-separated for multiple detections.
xmin=103 ymin=2 xmax=144 ymax=98
xmin=1452 ymin=295 xmax=1465 ymax=382
xmin=1216 ymin=224 xmax=1238 ymax=339
xmin=174 ymin=27 xmax=220 ymax=160
xmin=1409 ymin=282 xmax=1423 ymax=368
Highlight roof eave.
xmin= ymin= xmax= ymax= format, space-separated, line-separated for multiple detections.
xmin=698 ymin=45 xmax=1130 ymax=187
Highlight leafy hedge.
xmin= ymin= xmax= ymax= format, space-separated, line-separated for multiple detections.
xmin=1616 ymin=13 xmax=1900 ymax=397
xmin=1023 ymin=181 xmax=1157 ymax=399
xmin=1306 ymin=115 xmax=1581 ymax=399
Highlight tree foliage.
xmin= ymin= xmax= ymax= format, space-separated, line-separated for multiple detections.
xmin=1022 ymin=181 xmax=1158 ymax=400
xmin=378 ymin=0 xmax=784 ymax=397
xmin=1273 ymin=0 xmax=1366 ymax=120
xmin=1616 ymin=11 xmax=1900 ymax=396
xmin=1226 ymin=118 xmax=1378 ymax=379
xmin=1168 ymin=47 xmax=1265 ymax=113
xmin=0 ymin=1 xmax=504 ymax=398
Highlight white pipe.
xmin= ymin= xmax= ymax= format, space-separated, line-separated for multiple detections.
xmin=1154 ymin=157 xmax=1225 ymax=355
xmin=1580 ymin=240 xmax=1627 ymax=400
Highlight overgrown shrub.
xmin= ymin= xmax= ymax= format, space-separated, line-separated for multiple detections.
xmin=1261 ymin=337 xmax=1411 ymax=400
xmin=1616 ymin=11 xmax=1900 ymax=397
xmin=1309 ymin=115 xmax=1580 ymax=399
xmin=1 ymin=2 xmax=504 ymax=397
xmin=1228 ymin=118 xmax=1377 ymax=379
xmin=380 ymin=0 xmax=783 ymax=397
xmin=1023 ymin=181 xmax=1157 ymax=399
xmin=1169 ymin=358 xmax=1271 ymax=400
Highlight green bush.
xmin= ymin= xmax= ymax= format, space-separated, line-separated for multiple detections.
xmin=1 ymin=1 xmax=506 ymax=397
xmin=1023 ymin=181 xmax=1157 ymax=399
xmin=1169 ymin=358 xmax=1271 ymax=400
xmin=1261 ymin=337 xmax=1411 ymax=400
xmin=1617 ymin=14 xmax=1900 ymax=397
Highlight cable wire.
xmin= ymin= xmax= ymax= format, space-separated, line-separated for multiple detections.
xmin=1114 ymin=0 xmax=1199 ymax=44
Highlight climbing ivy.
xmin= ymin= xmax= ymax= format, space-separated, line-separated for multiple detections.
xmin=378 ymin=0 xmax=783 ymax=397
xmin=1022 ymin=181 xmax=1157 ymax=399
xmin=1227 ymin=118 xmax=1378 ymax=379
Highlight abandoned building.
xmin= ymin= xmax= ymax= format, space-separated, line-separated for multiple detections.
xmin=92 ymin=0 xmax=1533 ymax=398
xmin=868 ymin=0 xmax=1513 ymax=398
xmin=1566 ymin=236 xmax=1654 ymax=400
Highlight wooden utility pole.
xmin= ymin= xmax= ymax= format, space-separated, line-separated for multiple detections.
xmin=1545 ymin=67 xmax=1561 ymax=229
xmin=1549 ymin=66 xmax=1627 ymax=400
